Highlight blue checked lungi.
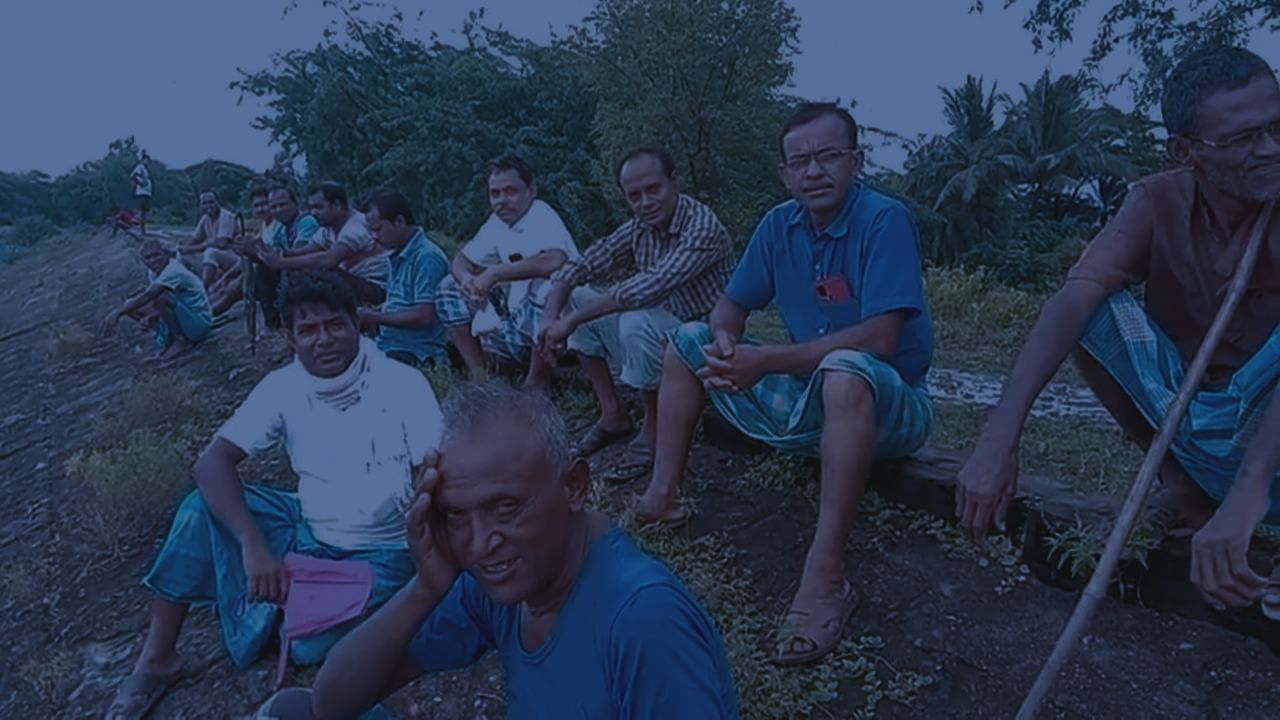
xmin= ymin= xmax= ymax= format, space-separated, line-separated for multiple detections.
xmin=143 ymin=485 xmax=414 ymax=669
xmin=154 ymin=300 xmax=212 ymax=350
xmin=1080 ymin=291 xmax=1280 ymax=523
xmin=670 ymin=322 xmax=933 ymax=458
xmin=435 ymin=275 xmax=540 ymax=362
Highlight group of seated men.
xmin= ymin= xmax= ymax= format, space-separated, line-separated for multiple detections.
xmin=104 ymin=45 xmax=1280 ymax=718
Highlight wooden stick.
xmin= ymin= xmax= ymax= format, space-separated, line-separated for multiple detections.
xmin=1016 ymin=200 xmax=1275 ymax=720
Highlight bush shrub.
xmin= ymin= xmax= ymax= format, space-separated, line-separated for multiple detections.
xmin=12 ymin=215 xmax=57 ymax=247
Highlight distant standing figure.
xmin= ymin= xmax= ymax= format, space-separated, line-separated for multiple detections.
xmin=131 ymin=151 xmax=153 ymax=236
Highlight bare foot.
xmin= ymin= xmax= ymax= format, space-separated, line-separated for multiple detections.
xmin=636 ymin=487 xmax=681 ymax=520
xmin=155 ymin=339 xmax=194 ymax=367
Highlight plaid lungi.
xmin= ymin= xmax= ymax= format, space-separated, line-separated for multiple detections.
xmin=670 ymin=321 xmax=933 ymax=458
xmin=1080 ymin=291 xmax=1280 ymax=522
xmin=435 ymin=275 xmax=541 ymax=361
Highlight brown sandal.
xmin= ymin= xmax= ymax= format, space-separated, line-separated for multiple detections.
xmin=771 ymin=581 xmax=860 ymax=666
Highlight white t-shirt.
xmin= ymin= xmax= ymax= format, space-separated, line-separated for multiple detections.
xmin=132 ymin=162 xmax=152 ymax=197
xmin=260 ymin=220 xmax=278 ymax=246
xmin=315 ymin=211 xmax=389 ymax=286
xmin=461 ymin=200 xmax=579 ymax=312
xmin=216 ymin=339 xmax=443 ymax=549
xmin=195 ymin=208 xmax=237 ymax=246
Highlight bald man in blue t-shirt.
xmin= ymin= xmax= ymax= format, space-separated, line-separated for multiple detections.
xmin=257 ymin=383 xmax=738 ymax=720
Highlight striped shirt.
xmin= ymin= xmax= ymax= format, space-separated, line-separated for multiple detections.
xmin=552 ymin=194 xmax=734 ymax=321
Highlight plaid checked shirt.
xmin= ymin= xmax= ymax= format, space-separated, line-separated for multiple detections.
xmin=551 ymin=194 xmax=734 ymax=321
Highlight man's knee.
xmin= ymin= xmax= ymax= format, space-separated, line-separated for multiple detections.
xmin=822 ymin=368 xmax=874 ymax=414
xmin=152 ymin=290 xmax=176 ymax=311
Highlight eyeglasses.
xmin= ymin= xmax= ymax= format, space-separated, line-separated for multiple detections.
xmin=782 ymin=148 xmax=856 ymax=174
xmin=1190 ymin=120 xmax=1280 ymax=152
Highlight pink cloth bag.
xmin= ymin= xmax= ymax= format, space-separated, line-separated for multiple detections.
xmin=274 ymin=553 xmax=375 ymax=688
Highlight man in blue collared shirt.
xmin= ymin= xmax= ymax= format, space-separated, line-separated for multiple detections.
xmin=638 ymin=102 xmax=935 ymax=666
xmin=358 ymin=192 xmax=450 ymax=365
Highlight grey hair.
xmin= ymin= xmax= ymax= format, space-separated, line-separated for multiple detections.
xmin=1161 ymin=46 xmax=1275 ymax=137
xmin=440 ymin=381 xmax=571 ymax=475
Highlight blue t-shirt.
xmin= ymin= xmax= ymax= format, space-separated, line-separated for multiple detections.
xmin=408 ymin=528 xmax=739 ymax=720
xmin=271 ymin=213 xmax=321 ymax=250
xmin=377 ymin=228 xmax=449 ymax=362
xmin=725 ymin=184 xmax=934 ymax=386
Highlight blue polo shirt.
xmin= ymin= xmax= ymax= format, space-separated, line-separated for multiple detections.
xmin=725 ymin=184 xmax=933 ymax=386
xmin=377 ymin=228 xmax=449 ymax=362
xmin=408 ymin=528 xmax=739 ymax=719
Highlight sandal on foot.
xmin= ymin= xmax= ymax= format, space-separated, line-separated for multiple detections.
xmin=601 ymin=444 xmax=654 ymax=485
xmin=771 ymin=581 xmax=860 ymax=666
xmin=106 ymin=663 xmax=189 ymax=720
xmin=573 ymin=423 xmax=634 ymax=458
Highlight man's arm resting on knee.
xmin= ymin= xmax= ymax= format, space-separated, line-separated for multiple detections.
xmin=265 ymin=245 xmax=353 ymax=271
xmin=755 ymin=310 xmax=907 ymax=376
xmin=192 ymin=438 xmax=267 ymax=551
xmin=708 ymin=295 xmax=747 ymax=345
xmin=110 ymin=284 xmax=166 ymax=320
xmin=487 ymin=250 xmax=569 ymax=283
xmin=311 ymin=580 xmax=446 ymax=720
xmin=451 ymin=253 xmax=483 ymax=283
xmin=955 ymin=279 xmax=1112 ymax=541
xmin=362 ymin=304 xmax=438 ymax=330
xmin=978 ymin=279 xmax=1112 ymax=445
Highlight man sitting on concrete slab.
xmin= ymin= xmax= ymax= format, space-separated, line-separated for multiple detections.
xmin=254 ymin=382 xmax=739 ymax=720
xmin=436 ymin=155 xmax=579 ymax=384
xmin=637 ymin=103 xmax=934 ymax=665
xmin=209 ymin=186 xmax=273 ymax=316
xmin=100 ymin=238 xmax=215 ymax=364
xmin=359 ymin=191 xmax=451 ymax=367
xmin=180 ymin=189 xmax=240 ymax=289
xmin=106 ymin=270 xmax=443 ymax=720
xmin=957 ymin=46 xmax=1280 ymax=613
xmin=537 ymin=145 xmax=734 ymax=464
xmin=260 ymin=184 xmax=389 ymax=306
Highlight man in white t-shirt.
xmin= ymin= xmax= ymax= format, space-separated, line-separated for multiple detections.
xmin=106 ymin=270 xmax=443 ymax=719
xmin=179 ymin=189 xmax=241 ymax=289
xmin=436 ymin=155 xmax=579 ymax=384
xmin=131 ymin=151 xmax=153 ymax=235
xmin=261 ymin=183 xmax=390 ymax=306
xmin=100 ymin=239 xmax=215 ymax=364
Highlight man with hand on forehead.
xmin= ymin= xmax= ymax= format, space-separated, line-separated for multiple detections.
xmin=258 ymin=382 xmax=739 ymax=720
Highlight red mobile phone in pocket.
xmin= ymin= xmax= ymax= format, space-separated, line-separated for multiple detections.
xmin=815 ymin=276 xmax=852 ymax=303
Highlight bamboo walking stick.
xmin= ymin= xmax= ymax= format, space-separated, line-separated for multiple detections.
xmin=1016 ymin=200 xmax=1275 ymax=720
xmin=237 ymin=212 xmax=258 ymax=357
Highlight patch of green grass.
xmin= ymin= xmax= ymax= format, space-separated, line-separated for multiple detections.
xmin=44 ymin=321 xmax=95 ymax=365
xmin=931 ymin=403 xmax=1141 ymax=498
xmin=421 ymin=362 xmax=467 ymax=402
xmin=64 ymin=428 xmax=200 ymax=543
xmin=632 ymin=528 xmax=933 ymax=718
xmin=552 ymin=383 xmax=596 ymax=421
xmin=119 ymin=375 xmax=212 ymax=431
xmin=925 ymin=266 xmax=1047 ymax=375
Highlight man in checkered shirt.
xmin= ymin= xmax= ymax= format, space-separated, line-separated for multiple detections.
xmin=537 ymin=145 xmax=734 ymax=466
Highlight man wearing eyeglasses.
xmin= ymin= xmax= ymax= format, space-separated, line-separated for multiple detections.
xmin=957 ymin=46 xmax=1280 ymax=613
xmin=636 ymin=102 xmax=934 ymax=665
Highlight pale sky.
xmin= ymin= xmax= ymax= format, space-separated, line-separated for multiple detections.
xmin=2 ymin=0 xmax=1275 ymax=175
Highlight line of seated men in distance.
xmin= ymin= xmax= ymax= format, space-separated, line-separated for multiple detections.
xmin=104 ymin=46 xmax=1280 ymax=715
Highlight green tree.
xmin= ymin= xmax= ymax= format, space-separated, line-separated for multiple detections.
xmin=973 ymin=0 xmax=1280 ymax=106
xmin=234 ymin=8 xmax=610 ymax=243
xmin=568 ymin=0 xmax=800 ymax=238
